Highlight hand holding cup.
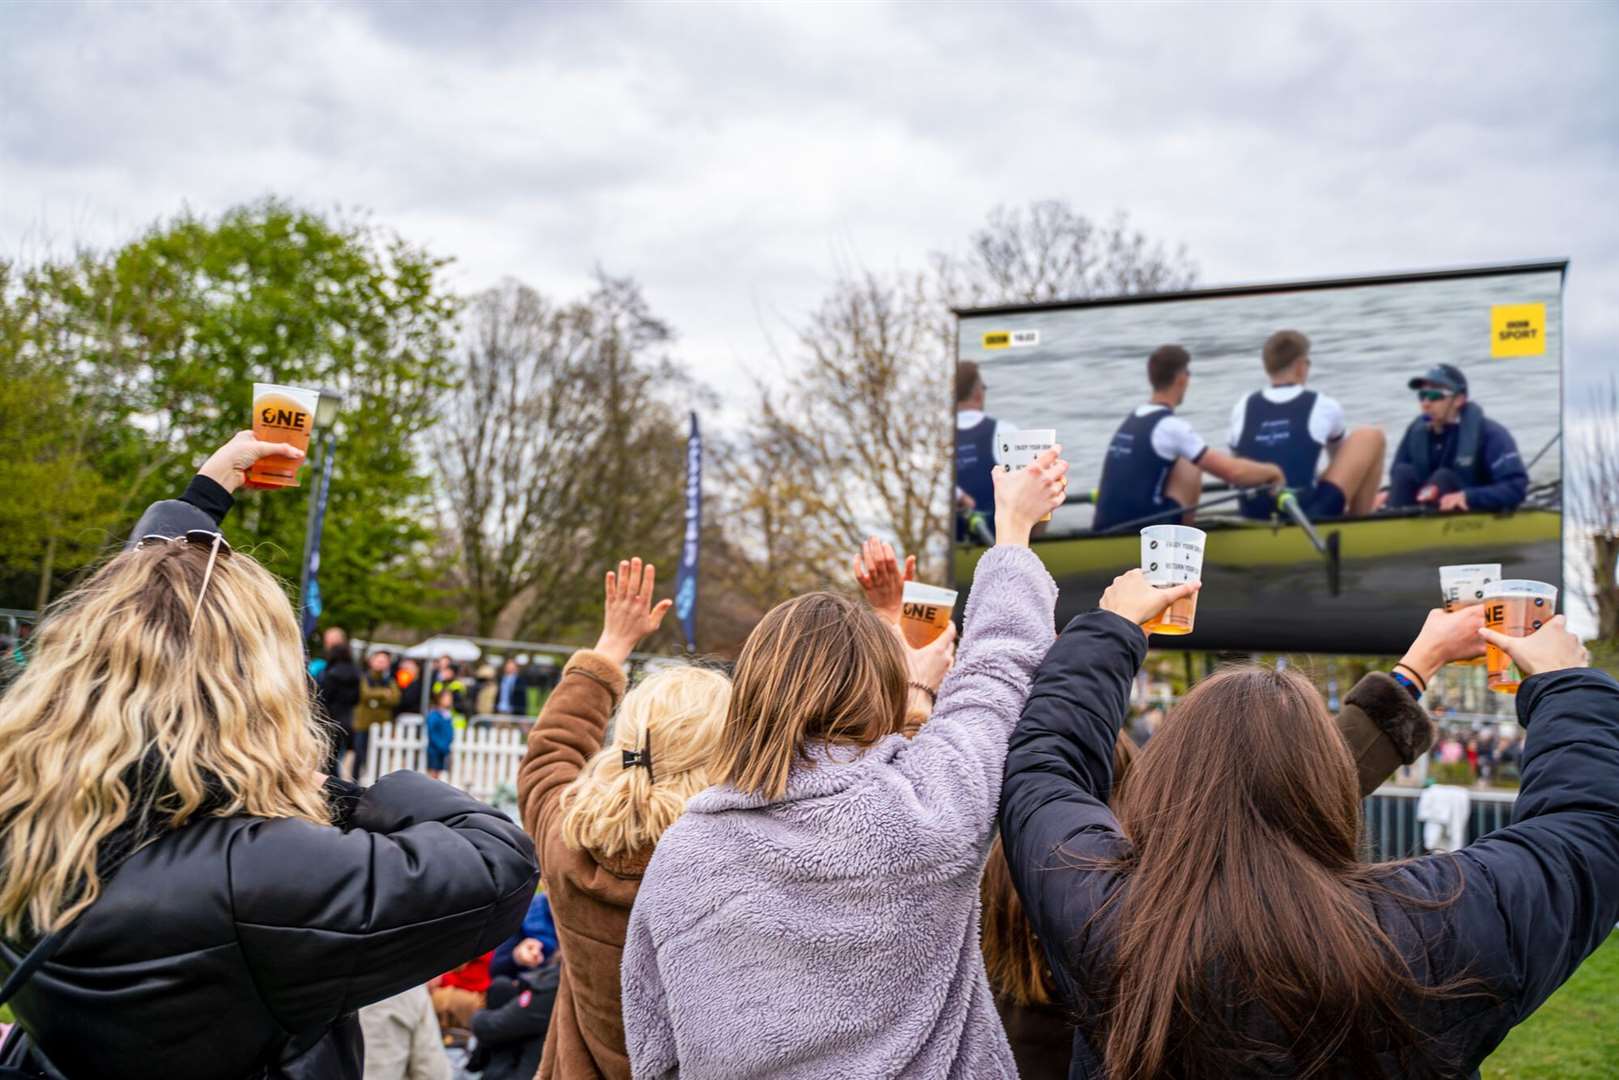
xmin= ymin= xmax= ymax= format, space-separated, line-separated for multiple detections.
xmin=1101 ymin=568 xmax=1200 ymax=628
xmin=1479 ymin=615 xmax=1588 ymax=680
xmin=993 ymin=446 xmax=1068 ymax=546
xmin=200 ymin=430 xmax=307 ymax=495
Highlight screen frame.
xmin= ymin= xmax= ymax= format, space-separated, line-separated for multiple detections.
xmin=951 ymin=258 xmax=1570 ymax=655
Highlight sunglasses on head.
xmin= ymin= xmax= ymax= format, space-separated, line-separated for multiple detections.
xmin=135 ymin=530 xmax=232 ymax=629
xmin=1417 ymin=389 xmax=1454 ymax=402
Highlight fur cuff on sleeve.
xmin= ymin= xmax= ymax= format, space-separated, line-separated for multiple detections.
xmin=1345 ymin=672 xmax=1434 ymax=764
xmin=562 ymin=650 xmax=628 ymax=704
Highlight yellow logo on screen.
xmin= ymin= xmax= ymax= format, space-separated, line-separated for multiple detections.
xmin=1490 ymin=303 xmax=1546 ymax=358
xmin=982 ymin=331 xmax=1011 ymax=350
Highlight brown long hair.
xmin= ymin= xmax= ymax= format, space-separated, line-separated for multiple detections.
xmin=713 ymin=592 xmax=907 ymax=800
xmin=1097 ymin=666 xmax=1463 ymax=1079
xmin=982 ymin=733 xmax=1138 ymax=1007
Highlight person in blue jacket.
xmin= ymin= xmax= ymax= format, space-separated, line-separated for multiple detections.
xmin=489 ymin=889 xmax=559 ymax=982
xmin=1384 ymin=363 xmax=1529 ymax=513
xmin=425 ymin=690 xmax=456 ymax=780
xmin=1001 ymin=569 xmax=1611 ymax=1079
xmin=954 ymin=360 xmax=1018 ymax=541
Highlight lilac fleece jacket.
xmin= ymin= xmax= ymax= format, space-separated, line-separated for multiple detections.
xmin=621 ymin=546 xmax=1058 ymax=1079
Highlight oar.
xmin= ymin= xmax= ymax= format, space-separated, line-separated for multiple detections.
xmin=1091 ymin=486 xmax=1271 ymax=537
xmin=1275 ymin=490 xmax=1342 ymax=597
xmin=1524 ymin=431 xmax=1561 ymax=473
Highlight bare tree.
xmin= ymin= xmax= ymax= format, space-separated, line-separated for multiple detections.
xmin=718 ymin=200 xmax=1198 ymax=601
xmin=933 ymin=201 xmax=1198 ymax=307
xmin=729 ymin=269 xmax=954 ymax=583
xmin=435 ymin=272 xmax=697 ymax=642
xmin=1567 ymin=376 xmax=1619 ymax=642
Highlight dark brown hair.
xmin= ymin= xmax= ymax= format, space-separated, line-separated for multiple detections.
xmin=955 ymin=361 xmax=983 ymax=405
xmin=982 ymin=733 xmax=1138 ymax=1007
xmin=714 ymin=592 xmax=908 ymax=800
xmin=1095 ymin=666 xmax=1466 ymax=1079
xmin=1146 ymin=345 xmax=1191 ymax=391
xmin=1263 ymin=329 xmax=1311 ymax=375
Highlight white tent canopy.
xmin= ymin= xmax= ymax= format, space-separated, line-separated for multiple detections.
xmin=403 ymin=635 xmax=483 ymax=662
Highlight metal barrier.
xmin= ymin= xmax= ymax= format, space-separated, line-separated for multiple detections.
xmin=1363 ymin=785 xmax=1518 ymax=861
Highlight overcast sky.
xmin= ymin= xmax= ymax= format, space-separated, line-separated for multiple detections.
xmin=4 ymin=0 xmax=1616 ymax=412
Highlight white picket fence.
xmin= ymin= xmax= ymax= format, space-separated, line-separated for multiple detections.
xmin=365 ymin=716 xmax=529 ymax=805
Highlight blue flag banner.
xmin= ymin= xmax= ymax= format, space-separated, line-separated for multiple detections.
xmin=673 ymin=412 xmax=702 ymax=653
xmin=301 ymin=447 xmax=335 ymax=638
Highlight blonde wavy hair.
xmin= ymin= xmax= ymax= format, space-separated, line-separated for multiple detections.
xmin=559 ymin=665 xmax=731 ymax=860
xmin=0 ymin=539 xmax=333 ymax=938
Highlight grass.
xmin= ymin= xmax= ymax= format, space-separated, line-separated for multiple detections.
xmin=1484 ymin=932 xmax=1619 ymax=1079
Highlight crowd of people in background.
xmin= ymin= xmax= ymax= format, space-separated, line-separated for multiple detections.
xmin=1 ymin=430 xmax=1614 ymax=1080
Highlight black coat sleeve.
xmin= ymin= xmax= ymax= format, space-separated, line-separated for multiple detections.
xmin=999 ymin=609 xmax=1146 ymax=1000
xmin=228 ymin=770 xmax=539 ymax=1032
xmin=125 ymin=475 xmax=235 ymax=547
xmin=1386 ymin=667 xmax=1619 ymax=1068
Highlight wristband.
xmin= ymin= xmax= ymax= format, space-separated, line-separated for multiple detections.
xmin=1389 ymin=666 xmax=1425 ymax=699
xmin=907 ymin=682 xmax=937 ymax=706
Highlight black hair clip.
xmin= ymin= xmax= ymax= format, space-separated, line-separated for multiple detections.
xmin=622 ymin=732 xmax=655 ymax=784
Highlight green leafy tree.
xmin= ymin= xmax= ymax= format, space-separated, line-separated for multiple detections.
xmin=5 ymin=201 xmax=459 ymax=632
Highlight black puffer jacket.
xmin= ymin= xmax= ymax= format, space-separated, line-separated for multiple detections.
xmin=0 ymin=479 xmax=541 ymax=1079
xmin=1001 ymin=609 xmax=1619 ymax=1079
xmin=0 ymin=769 xmax=538 ymax=1080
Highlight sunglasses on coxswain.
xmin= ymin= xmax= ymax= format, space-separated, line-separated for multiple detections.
xmin=134 ymin=530 xmax=233 ymax=629
xmin=1416 ymin=389 xmax=1455 ymax=403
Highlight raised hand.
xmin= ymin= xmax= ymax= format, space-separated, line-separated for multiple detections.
xmin=993 ymin=446 xmax=1069 ymax=547
xmin=854 ymin=537 xmax=915 ymax=625
xmin=1099 ymin=568 xmax=1200 ymax=628
xmin=594 ymin=557 xmax=674 ymax=665
xmin=1479 ymin=614 xmax=1589 ymax=679
xmin=1397 ymin=605 xmax=1487 ymax=683
xmin=199 ymin=430 xmax=305 ymax=494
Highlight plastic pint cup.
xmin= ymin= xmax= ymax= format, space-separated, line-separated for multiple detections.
xmin=1140 ymin=525 xmax=1205 ymax=636
xmin=1483 ymin=580 xmax=1557 ymax=694
xmin=900 ymin=582 xmax=959 ymax=648
xmin=1439 ymin=563 xmax=1500 ymax=666
xmin=998 ymin=428 xmax=1059 ymax=522
xmin=246 ymin=383 xmax=320 ymax=488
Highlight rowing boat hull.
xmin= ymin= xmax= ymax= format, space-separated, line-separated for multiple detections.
xmin=952 ymin=508 xmax=1561 ymax=654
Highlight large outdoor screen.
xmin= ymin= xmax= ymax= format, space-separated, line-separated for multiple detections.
xmin=953 ymin=261 xmax=1565 ymax=653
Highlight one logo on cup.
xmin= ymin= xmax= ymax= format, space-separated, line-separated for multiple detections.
xmin=1534 ymin=598 xmax=1545 ymax=607
xmin=1150 ymin=562 xmax=1159 ymax=571
xmin=1150 ymin=540 xmax=1159 ymax=550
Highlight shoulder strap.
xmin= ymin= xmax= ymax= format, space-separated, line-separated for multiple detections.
xmin=1454 ymin=402 xmax=1484 ymax=472
xmin=0 ymin=932 xmax=65 ymax=1009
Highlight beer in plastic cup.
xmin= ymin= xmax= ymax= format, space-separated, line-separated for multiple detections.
xmin=900 ymin=582 xmax=959 ymax=648
xmin=1482 ymin=580 xmax=1557 ymax=694
xmin=246 ymin=383 xmax=320 ymax=488
xmin=999 ymin=429 xmax=1059 ymax=522
xmin=1439 ymin=563 xmax=1499 ymax=666
xmin=1140 ymin=524 xmax=1205 ymax=636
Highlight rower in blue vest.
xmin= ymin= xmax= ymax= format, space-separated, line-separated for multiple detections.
xmin=1381 ymin=363 xmax=1527 ymax=512
xmin=1228 ymin=329 xmax=1387 ymax=521
xmin=955 ymin=361 xmax=1018 ymax=540
xmin=1092 ymin=345 xmax=1284 ymax=532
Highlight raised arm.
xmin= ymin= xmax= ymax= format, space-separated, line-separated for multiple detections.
xmin=126 ymin=431 xmax=302 ymax=543
xmin=516 ymin=558 xmax=670 ymax=848
xmin=230 ymin=770 xmax=539 ymax=1029
xmin=890 ymin=449 xmax=1067 ymax=844
xmin=999 ymin=572 xmax=1193 ymax=978
xmin=1429 ymin=620 xmax=1619 ymax=1030
xmin=1334 ymin=605 xmax=1484 ymax=796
